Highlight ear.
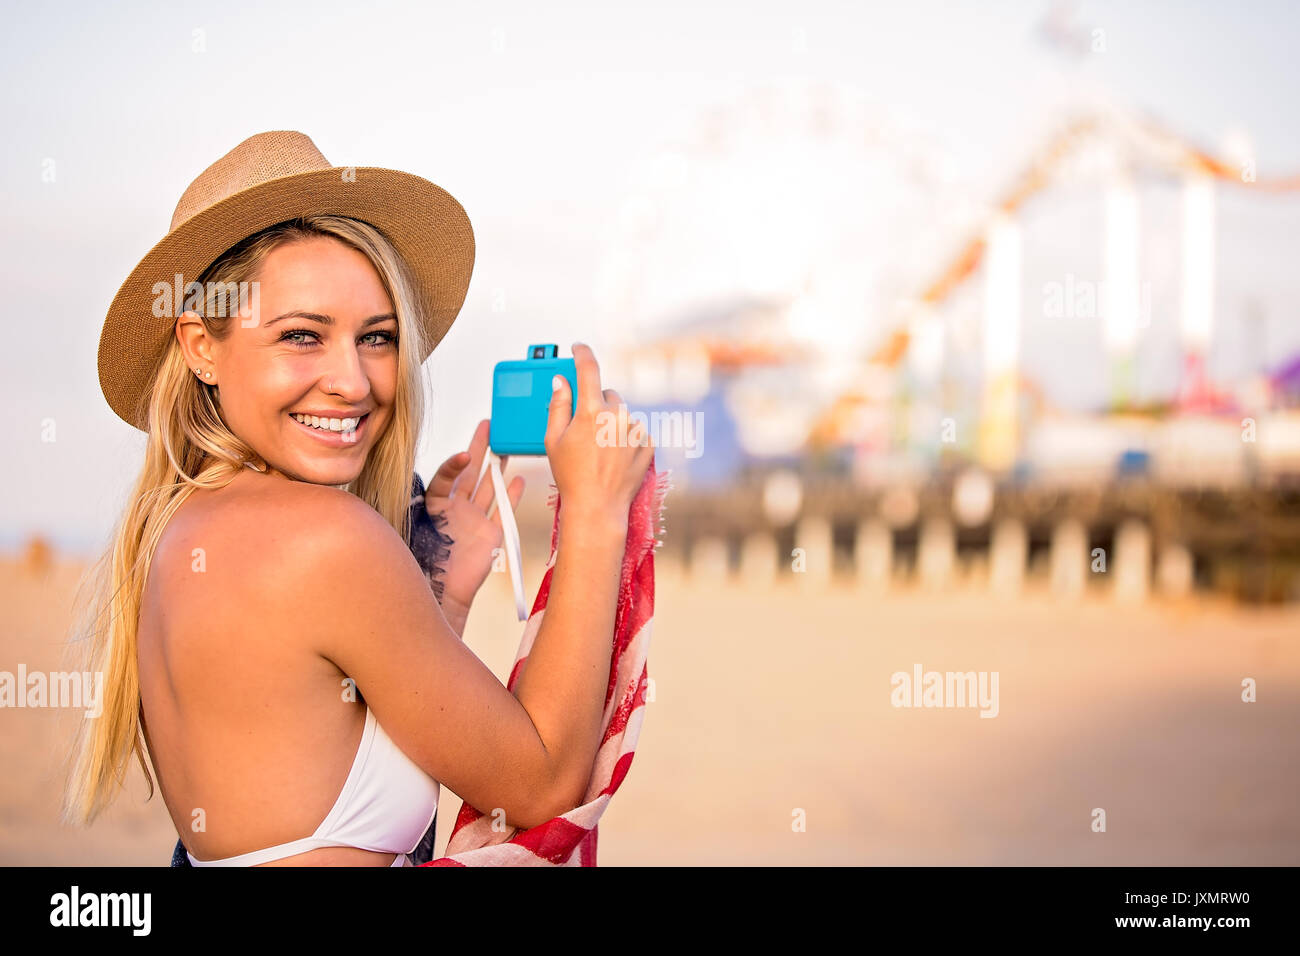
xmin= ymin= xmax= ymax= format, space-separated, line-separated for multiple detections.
xmin=175 ymin=310 xmax=216 ymax=371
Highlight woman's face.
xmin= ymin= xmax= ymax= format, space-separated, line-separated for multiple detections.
xmin=182 ymin=236 xmax=400 ymax=486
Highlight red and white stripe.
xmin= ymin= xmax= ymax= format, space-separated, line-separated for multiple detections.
xmin=423 ymin=460 xmax=671 ymax=866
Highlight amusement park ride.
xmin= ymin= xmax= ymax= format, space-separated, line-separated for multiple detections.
xmin=626 ymin=97 xmax=1300 ymax=479
xmin=606 ymin=81 xmax=1300 ymax=601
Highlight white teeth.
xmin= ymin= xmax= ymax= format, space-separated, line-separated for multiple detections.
xmin=292 ymin=413 xmax=361 ymax=433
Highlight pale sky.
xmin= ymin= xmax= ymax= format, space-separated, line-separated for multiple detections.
xmin=3 ymin=0 xmax=1299 ymax=552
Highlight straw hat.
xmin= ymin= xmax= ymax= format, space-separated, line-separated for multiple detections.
xmin=98 ymin=130 xmax=475 ymax=430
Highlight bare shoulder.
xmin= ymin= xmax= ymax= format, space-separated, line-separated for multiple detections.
xmin=233 ymin=479 xmax=429 ymax=628
xmin=184 ymin=475 xmax=400 ymax=560
xmin=153 ymin=474 xmax=418 ymax=628
xmin=262 ymin=481 xmax=416 ymax=580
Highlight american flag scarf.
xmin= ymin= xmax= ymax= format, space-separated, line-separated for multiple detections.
xmin=422 ymin=459 xmax=671 ymax=866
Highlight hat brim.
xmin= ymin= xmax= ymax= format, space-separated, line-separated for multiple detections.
xmin=98 ymin=166 xmax=475 ymax=431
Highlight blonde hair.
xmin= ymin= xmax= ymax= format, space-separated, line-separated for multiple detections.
xmin=62 ymin=214 xmax=432 ymax=825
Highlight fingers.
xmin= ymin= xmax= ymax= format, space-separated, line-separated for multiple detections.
xmin=598 ymin=388 xmax=655 ymax=450
xmin=637 ymin=429 xmax=656 ymax=461
xmin=427 ymin=451 xmax=470 ymax=500
xmin=628 ymin=415 xmax=650 ymax=449
xmin=572 ymin=343 xmax=604 ymax=416
xmin=490 ymin=475 xmax=526 ymax=526
xmin=452 ymin=418 xmax=490 ymax=500
xmin=471 ymin=451 xmax=503 ymax=512
xmin=544 ymin=373 xmax=573 ymax=450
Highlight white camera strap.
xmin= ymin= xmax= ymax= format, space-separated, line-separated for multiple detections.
xmin=474 ymin=451 xmax=528 ymax=621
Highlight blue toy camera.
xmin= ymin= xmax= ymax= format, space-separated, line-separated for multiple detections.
xmin=489 ymin=344 xmax=577 ymax=456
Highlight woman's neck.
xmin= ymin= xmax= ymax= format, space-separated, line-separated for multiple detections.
xmin=241 ymin=460 xmax=350 ymax=490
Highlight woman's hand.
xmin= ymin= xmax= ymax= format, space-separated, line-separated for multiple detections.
xmin=545 ymin=343 xmax=655 ymax=533
xmin=422 ymin=418 xmax=525 ymax=631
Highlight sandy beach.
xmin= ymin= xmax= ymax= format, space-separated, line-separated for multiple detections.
xmin=3 ymin=551 xmax=1297 ymax=866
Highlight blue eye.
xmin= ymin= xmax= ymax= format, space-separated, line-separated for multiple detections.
xmin=280 ymin=329 xmax=319 ymax=347
xmin=278 ymin=329 xmax=397 ymax=348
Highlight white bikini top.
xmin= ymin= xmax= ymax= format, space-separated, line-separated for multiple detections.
xmin=186 ymin=706 xmax=440 ymax=866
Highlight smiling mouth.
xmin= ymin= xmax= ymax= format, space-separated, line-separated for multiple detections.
xmin=288 ymin=412 xmax=371 ymax=442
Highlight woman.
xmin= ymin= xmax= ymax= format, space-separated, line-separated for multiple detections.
xmin=63 ymin=130 xmax=654 ymax=867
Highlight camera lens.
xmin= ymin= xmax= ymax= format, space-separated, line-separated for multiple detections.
xmin=533 ymin=347 xmax=544 ymax=358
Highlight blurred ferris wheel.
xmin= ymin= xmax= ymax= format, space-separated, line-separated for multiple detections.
xmin=594 ymin=76 xmax=984 ymax=395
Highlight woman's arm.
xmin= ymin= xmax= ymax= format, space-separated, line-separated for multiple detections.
xmin=297 ymin=487 xmax=624 ymax=828
xmin=509 ymin=502 xmax=627 ymax=811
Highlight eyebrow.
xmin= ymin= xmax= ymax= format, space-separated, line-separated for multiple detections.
xmin=264 ymin=310 xmax=398 ymax=329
